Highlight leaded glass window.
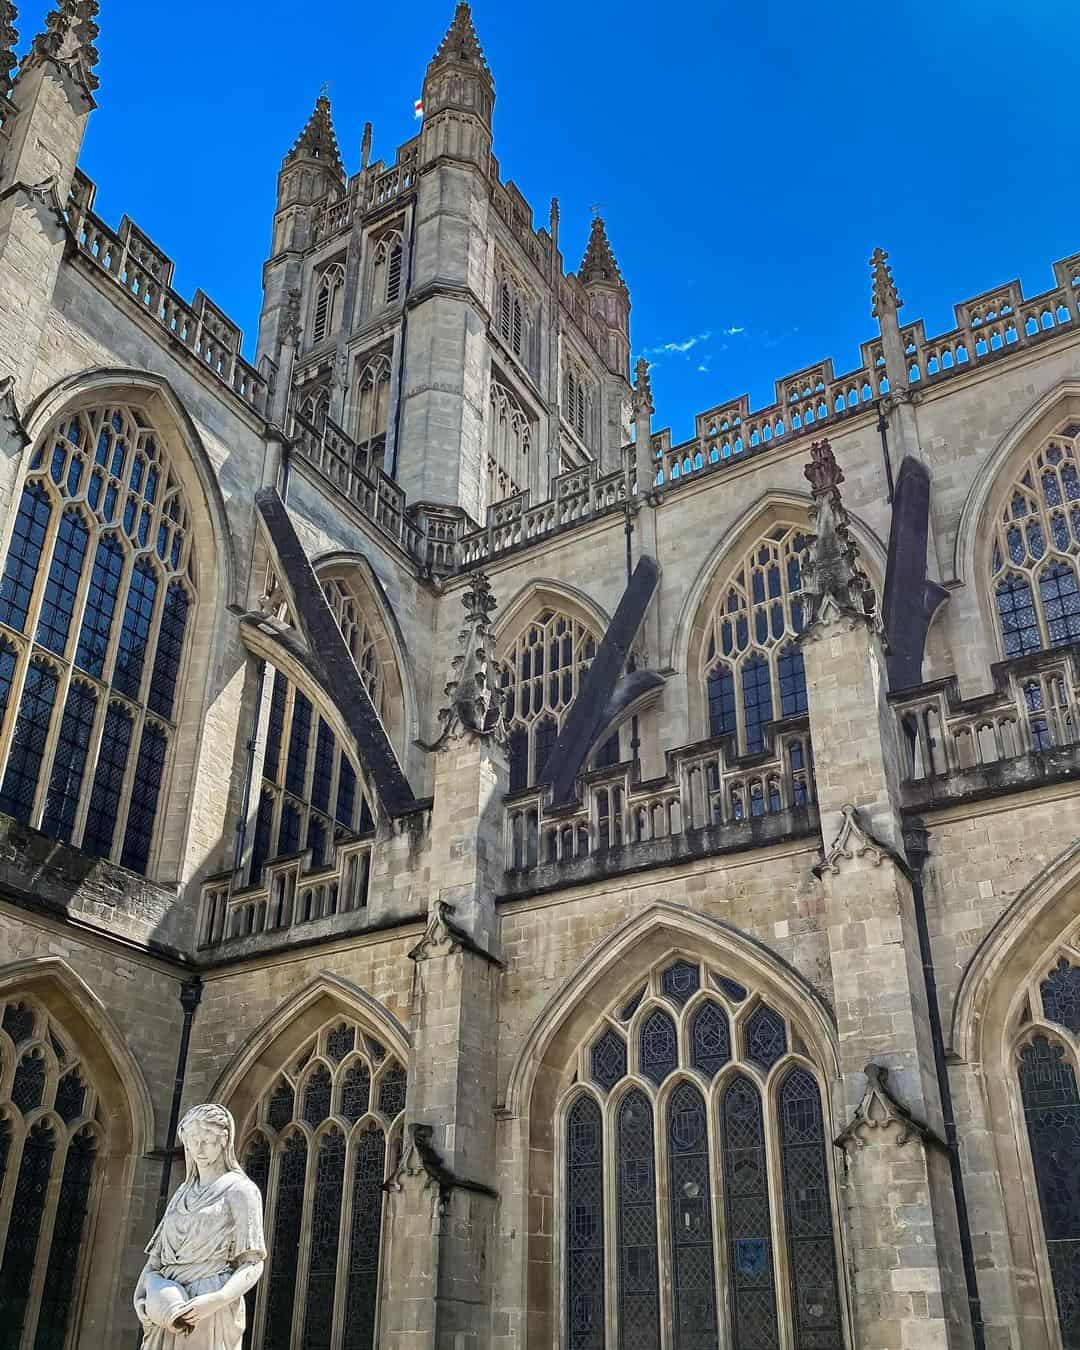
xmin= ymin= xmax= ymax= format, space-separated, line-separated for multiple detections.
xmin=989 ymin=431 xmax=1080 ymax=655
xmin=561 ymin=959 xmax=844 ymax=1349
xmin=241 ymin=1017 xmax=405 ymax=1350
xmin=0 ymin=403 xmax=198 ymax=875
xmin=0 ymin=995 xmax=103 ymax=1350
xmin=499 ymin=607 xmax=600 ymax=786
xmin=699 ymin=524 xmax=816 ymax=751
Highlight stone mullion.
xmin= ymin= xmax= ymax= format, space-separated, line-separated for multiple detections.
xmin=289 ymin=1130 xmax=321 ymax=1350
xmin=0 ymin=1105 xmax=27 ymax=1270
xmin=18 ymin=1119 xmax=67 ymax=1350
xmin=250 ymin=1138 xmax=284 ymax=1350
xmin=601 ymin=1091 xmax=619 ymax=1350
xmin=762 ymin=1067 xmax=796 ymax=1350
xmin=68 ymin=673 xmax=109 ymax=850
xmin=328 ymin=1129 xmax=356 ymax=1350
xmin=702 ymin=1073 xmax=732 ymax=1350
xmin=651 ymin=1083 xmax=675 ymax=1350
xmin=27 ymin=655 xmax=75 ymax=832
xmin=236 ymin=659 xmax=273 ymax=882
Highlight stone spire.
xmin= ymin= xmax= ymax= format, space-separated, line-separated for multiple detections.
xmin=578 ymin=215 xmax=626 ymax=290
xmin=428 ymin=2 xmax=490 ymax=79
xmin=285 ymin=93 xmax=345 ymax=183
xmin=870 ymin=246 xmax=901 ymax=320
xmin=801 ymin=439 xmax=877 ymax=631
xmin=0 ymin=1 xmax=17 ymax=99
xmin=32 ymin=0 xmax=99 ymax=92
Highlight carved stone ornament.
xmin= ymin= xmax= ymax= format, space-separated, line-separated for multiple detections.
xmin=0 ymin=377 xmax=29 ymax=455
xmin=280 ymin=287 xmax=303 ymax=345
xmin=632 ymin=357 xmax=654 ymax=419
xmin=422 ymin=572 xmax=504 ymax=750
xmin=815 ymin=803 xmax=888 ymax=877
xmin=409 ymin=899 xmax=464 ymax=961
xmin=800 ymin=439 xmax=879 ymax=636
xmin=387 ymin=1121 xmax=497 ymax=1201
xmin=834 ymin=1063 xmax=939 ymax=1152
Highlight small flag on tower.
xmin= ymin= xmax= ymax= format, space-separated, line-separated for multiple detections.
xmin=413 ymin=99 xmax=424 ymax=120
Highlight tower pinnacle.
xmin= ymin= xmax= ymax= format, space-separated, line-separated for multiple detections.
xmin=0 ymin=1 xmax=17 ymax=99
xmin=285 ymin=93 xmax=345 ymax=184
xmin=870 ymin=246 xmax=901 ymax=319
xmin=428 ymin=2 xmax=490 ymax=78
xmin=579 ymin=216 xmax=626 ymax=290
xmin=32 ymin=0 xmax=99 ymax=92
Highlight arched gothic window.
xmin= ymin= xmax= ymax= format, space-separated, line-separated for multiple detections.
xmin=989 ymin=431 xmax=1080 ymax=655
xmin=311 ymin=262 xmax=346 ymax=346
xmin=563 ymin=957 xmax=844 ymax=1350
xmin=297 ymin=385 xmax=330 ymax=433
xmin=700 ymin=525 xmax=811 ymax=752
xmin=494 ymin=264 xmax=533 ymax=366
xmin=371 ymin=231 xmax=404 ymax=309
xmin=352 ymin=356 xmax=392 ymax=472
xmin=0 ymin=403 xmax=196 ymax=875
xmin=0 ymin=994 xmax=104 ymax=1349
xmin=487 ymin=380 xmax=533 ymax=508
xmin=320 ymin=572 xmax=405 ymax=751
xmin=250 ymin=667 xmax=374 ymax=886
xmin=563 ymin=356 xmax=592 ymax=443
xmin=499 ymin=606 xmax=599 ymax=789
xmin=1013 ymin=950 xmax=1080 ymax=1348
xmin=239 ymin=1017 xmax=405 ymax=1350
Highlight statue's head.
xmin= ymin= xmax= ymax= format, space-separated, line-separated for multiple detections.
xmin=177 ymin=1102 xmax=240 ymax=1181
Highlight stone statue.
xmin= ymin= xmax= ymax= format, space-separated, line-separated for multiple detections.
xmin=133 ymin=1103 xmax=265 ymax=1348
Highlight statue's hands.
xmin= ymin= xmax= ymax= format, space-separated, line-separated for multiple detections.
xmin=169 ymin=1292 xmax=224 ymax=1333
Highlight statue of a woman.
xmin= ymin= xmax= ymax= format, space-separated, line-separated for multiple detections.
xmin=133 ymin=1103 xmax=265 ymax=1347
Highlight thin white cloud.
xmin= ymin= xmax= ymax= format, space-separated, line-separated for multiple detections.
xmin=639 ymin=330 xmax=713 ymax=359
xmin=724 ymin=325 xmax=746 ymax=336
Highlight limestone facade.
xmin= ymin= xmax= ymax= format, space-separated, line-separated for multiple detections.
xmin=0 ymin=4 xmax=1078 ymax=1350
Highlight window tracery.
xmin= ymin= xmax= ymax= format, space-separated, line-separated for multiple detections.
xmin=0 ymin=995 xmax=103 ymax=1350
xmin=352 ymin=355 xmax=392 ymax=470
xmin=1013 ymin=944 xmax=1080 ymax=1347
xmin=563 ymin=957 xmax=844 ymax=1350
xmin=494 ymin=262 xmax=533 ymax=367
xmin=990 ymin=431 xmax=1080 ymax=655
xmin=563 ymin=354 xmax=592 ymax=443
xmin=0 ymin=403 xmax=196 ymax=875
xmin=311 ymin=262 xmax=346 ymax=345
xmin=499 ymin=606 xmax=599 ymax=789
xmin=487 ymin=379 xmax=533 ymax=508
xmin=372 ymin=231 xmax=404 ymax=309
xmin=297 ymin=385 xmax=330 ymax=432
xmin=699 ymin=525 xmax=811 ymax=752
xmin=239 ymin=1017 xmax=405 ymax=1350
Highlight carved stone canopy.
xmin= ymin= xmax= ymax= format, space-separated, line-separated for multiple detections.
xmin=834 ymin=1063 xmax=942 ymax=1152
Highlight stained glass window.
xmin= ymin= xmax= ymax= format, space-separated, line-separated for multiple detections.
xmin=566 ymin=1096 xmax=604 ymax=1350
xmin=0 ymin=998 xmax=102 ymax=1350
xmin=668 ymin=1082 xmax=717 ymax=1350
xmin=707 ymin=662 xmax=737 ymax=738
xmin=616 ymin=1089 xmax=660 ymax=1350
xmin=742 ymin=655 xmax=774 ymax=754
xmin=562 ymin=962 xmax=843 ymax=1350
xmin=285 ymin=691 xmax=312 ymax=797
xmin=241 ymin=1135 xmax=271 ymax=1350
xmin=248 ymin=1019 xmax=406 ymax=1350
xmin=0 ymin=405 xmax=197 ymax=873
xmin=1019 ymin=1036 xmax=1080 ymax=1350
xmin=777 ymin=644 xmax=808 ymax=717
xmin=1041 ymin=958 xmax=1080 ymax=1034
xmin=264 ymin=671 xmax=287 ymax=782
xmin=778 ymin=1067 xmax=843 ymax=1348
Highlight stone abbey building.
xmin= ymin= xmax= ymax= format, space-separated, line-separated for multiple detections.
xmin=0 ymin=2 xmax=1078 ymax=1348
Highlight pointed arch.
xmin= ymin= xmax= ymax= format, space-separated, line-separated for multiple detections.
xmin=493 ymin=578 xmax=611 ymax=651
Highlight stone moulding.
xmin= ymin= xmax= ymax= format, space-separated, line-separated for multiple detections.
xmin=834 ymin=1063 xmax=945 ymax=1152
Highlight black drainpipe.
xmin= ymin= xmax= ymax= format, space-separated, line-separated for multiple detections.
xmin=905 ymin=823 xmax=986 ymax=1350
xmin=156 ymin=977 xmax=203 ymax=1223
xmin=234 ymin=659 xmax=267 ymax=874
xmin=876 ymin=399 xmax=896 ymax=503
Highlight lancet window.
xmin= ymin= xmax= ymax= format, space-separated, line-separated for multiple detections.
xmin=0 ymin=994 xmax=104 ymax=1350
xmin=239 ymin=1018 xmax=405 ymax=1350
xmin=499 ymin=607 xmax=599 ymax=789
xmin=0 ymin=403 xmax=196 ymax=876
xmin=353 ymin=355 xmax=392 ymax=471
xmin=494 ymin=263 xmax=533 ymax=367
xmin=371 ymin=231 xmax=404 ymax=308
xmin=699 ymin=525 xmax=811 ymax=753
xmin=990 ymin=430 xmax=1080 ymax=656
xmin=311 ymin=262 xmax=346 ymax=345
xmin=297 ymin=385 xmax=330 ymax=432
xmin=1012 ymin=945 xmax=1080 ymax=1348
xmin=487 ymin=379 xmax=533 ymax=508
xmin=563 ymin=958 xmax=844 ymax=1350
xmin=563 ymin=356 xmax=592 ymax=443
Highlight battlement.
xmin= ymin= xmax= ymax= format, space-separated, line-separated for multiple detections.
xmin=649 ymin=248 xmax=1080 ymax=486
xmin=65 ymin=169 xmax=270 ymax=414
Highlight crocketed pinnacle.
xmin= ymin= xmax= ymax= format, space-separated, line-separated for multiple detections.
xmin=0 ymin=1 xmax=17 ymax=99
xmin=802 ymin=439 xmax=877 ymax=630
xmin=33 ymin=0 xmax=99 ymax=92
xmin=579 ymin=216 xmax=626 ymax=290
xmin=429 ymin=2 xmax=490 ymax=77
xmin=870 ymin=246 xmax=902 ymax=319
xmin=285 ymin=93 xmax=346 ymax=181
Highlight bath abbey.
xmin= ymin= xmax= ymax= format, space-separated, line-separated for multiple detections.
xmin=0 ymin=0 xmax=1078 ymax=1346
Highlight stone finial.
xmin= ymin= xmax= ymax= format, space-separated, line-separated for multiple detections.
xmin=360 ymin=121 xmax=372 ymax=171
xmin=870 ymin=246 xmax=902 ymax=319
xmin=549 ymin=196 xmax=560 ymax=245
xmin=801 ymin=439 xmax=877 ymax=632
xmin=0 ymin=1 xmax=18 ymax=99
xmin=632 ymin=357 xmax=654 ymax=418
xmin=834 ymin=1064 xmax=939 ymax=1152
xmin=285 ymin=93 xmax=346 ymax=182
xmin=578 ymin=215 xmax=626 ymax=290
xmin=428 ymin=572 xmax=503 ymax=749
xmin=33 ymin=0 xmax=99 ymax=92
xmin=428 ymin=2 xmax=490 ymax=77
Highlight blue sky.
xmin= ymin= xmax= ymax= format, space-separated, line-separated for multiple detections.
xmin=16 ymin=0 xmax=1080 ymax=440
